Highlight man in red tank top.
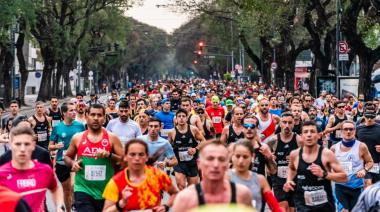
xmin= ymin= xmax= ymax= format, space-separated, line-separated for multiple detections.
xmin=255 ymin=98 xmax=280 ymax=143
xmin=206 ymin=96 xmax=225 ymax=137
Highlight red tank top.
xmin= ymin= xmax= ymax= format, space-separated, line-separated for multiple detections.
xmin=77 ymin=128 xmax=112 ymax=158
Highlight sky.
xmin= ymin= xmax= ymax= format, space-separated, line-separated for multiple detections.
xmin=126 ymin=0 xmax=190 ymax=33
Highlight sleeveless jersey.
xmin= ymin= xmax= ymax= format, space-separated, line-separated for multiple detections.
xmin=252 ymin=144 xmax=266 ymax=175
xmin=195 ymin=182 xmax=237 ymax=206
xmin=74 ymin=129 xmax=114 ymax=199
xmin=173 ymin=126 xmax=198 ymax=163
xmin=228 ymin=170 xmax=262 ymax=210
xmin=48 ymin=108 xmax=62 ymax=127
xmin=330 ymin=115 xmax=347 ymax=142
xmin=335 ymin=140 xmax=364 ymax=189
xmin=33 ymin=115 xmax=50 ymax=150
xmin=272 ymin=133 xmax=298 ymax=187
xmin=202 ymin=119 xmax=213 ymax=140
xmin=227 ymin=125 xmax=244 ymax=145
xmin=353 ymin=109 xmax=364 ymax=123
xmin=187 ymin=114 xmax=192 ymax=125
xmin=294 ymin=146 xmax=335 ymax=211
xmin=256 ymin=114 xmax=276 ymax=143
xmin=108 ymin=112 xmax=119 ymax=119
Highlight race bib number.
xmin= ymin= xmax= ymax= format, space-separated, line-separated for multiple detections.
xmin=178 ymin=151 xmax=193 ymax=162
xmin=37 ymin=133 xmax=48 ymax=141
xmin=304 ymin=189 xmax=328 ymax=206
xmin=212 ymin=116 xmax=222 ymax=124
xmin=160 ymin=128 xmax=172 ymax=137
xmin=335 ymin=130 xmax=342 ymax=138
xmin=340 ymin=161 xmax=353 ymax=175
xmin=52 ymin=120 xmax=60 ymax=127
xmin=85 ymin=165 xmax=106 ymax=181
xmin=277 ymin=166 xmax=288 ymax=178
xmin=369 ymin=163 xmax=380 ymax=174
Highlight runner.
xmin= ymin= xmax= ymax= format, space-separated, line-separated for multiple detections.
xmin=170 ymin=89 xmax=181 ymax=112
xmin=137 ymin=117 xmax=178 ymax=170
xmin=352 ymin=181 xmax=380 ymax=212
xmin=137 ymin=110 xmax=149 ymax=135
xmin=255 ymin=98 xmax=280 ymax=143
xmin=331 ymin=120 xmax=373 ymax=212
xmin=102 ymin=139 xmax=178 ymax=211
xmin=356 ymin=103 xmax=380 ymax=186
xmin=1 ymin=100 xmax=21 ymax=132
xmin=64 ymin=104 xmax=124 ymax=212
xmin=49 ymin=102 xmax=86 ymax=212
xmin=168 ymin=109 xmax=206 ymax=190
xmin=154 ymin=99 xmax=175 ymax=139
xmin=267 ymin=112 xmax=302 ymax=212
xmin=283 ymin=120 xmax=348 ymax=212
xmin=196 ymin=106 xmax=214 ymax=140
xmin=86 ymin=93 xmax=101 ymax=107
xmin=228 ymin=139 xmax=282 ymax=212
xmin=221 ymin=106 xmax=245 ymax=145
xmin=47 ymin=96 xmax=62 ymax=128
xmin=180 ymin=97 xmax=204 ymax=134
xmin=28 ymin=101 xmax=51 ymax=150
xmin=0 ymin=126 xmax=64 ymax=212
xmin=105 ymin=98 xmax=119 ymax=119
xmin=172 ymin=140 xmax=252 ymax=211
xmin=206 ymin=96 xmax=225 ymax=138
xmin=75 ymin=101 xmax=87 ymax=125
xmin=325 ymin=101 xmax=348 ymax=147
xmin=106 ymin=100 xmax=141 ymax=145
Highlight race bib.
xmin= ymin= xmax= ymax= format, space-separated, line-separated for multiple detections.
xmin=37 ymin=132 xmax=48 ymax=141
xmin=304 ymin=189 xmax=328 ymax=206
xmin=160 ymin=128 xmax=172 ymax=137
xmin=277 ymin=166 xmax=288 ymax=178
xmin=212 ymin=116 xmax=222 ymax=124
xmin=52 ymin=119 xmax=60 ymax=127
xmin=178 ymin=150 xmax=193 ymax=162
xmin=340 ymin=161 xmax=353 ymax=175
xmin=85 ymin=165 xmax=106 ymax=181
xmin=251 ymin=200 xmax=256 ymax=208
xmin=369 ymin=163 xmax=380 ymax=174
xmin=335 ymin=130 xmax=342 ymax=138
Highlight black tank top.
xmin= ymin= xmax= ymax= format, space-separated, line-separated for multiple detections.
xmin=353 ymin=109 xmax=364 ymax=122
xmin=195 ymin=182 xmax=237 ymax=206
xmin=48 ymin=108 xmax=62 ymax=127
xmin=142 ymin=128 xmax=148 ymax=135
xmin=173 ymin=125 xmax=198 ymax=163
xmin=32 ymin=115 xmax=49 ymax=150
xmin=272 ymin=133 xmax=298 ymax=187
xmin=252 ymin=142 xmax=266 ymax=175
xmin=202 ymin=120 xmax=213 ymax=140
xmin=187 ymin=114 xmax=192 ymax=125
xmin=330 ymin=114 xmax=347 ymax=142
xmin=227 ymin=124 xmax=244 ymax=145
xmin=109 ymin=112 xmax=119 ymax=119
xmin=294 ymin=146 xmax=335 ymax=211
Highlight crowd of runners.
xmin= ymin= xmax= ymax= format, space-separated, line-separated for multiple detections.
xmin=0 ymin=78 xmax=379 ymax=212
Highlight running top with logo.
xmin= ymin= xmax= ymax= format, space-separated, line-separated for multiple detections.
xmin=256 ymin=114 xmax=276 ymax=143
xmin=335 ymin=140 xmax=364 ymax=188
xmin=227 ymin=125 xmax=244 ymax=144
xmin=48 ymin=108 xmax=62 ymax=127
xmin=272 ymin=133 xmax=298 ymax=187
xmin=75 ymin=129 xmax=115 ymax=200
xmin=294 ymin=146 xmax=335 ymax=211
xmin=206 ymin=106 xmax=225 ymax=135
xmin=252 ymin=144 xmax=267 ymax=176
xmin=329 ymin=115 xmax=347 ymax=143
xmin=50 ymin=120 xmax=86 ymax=165
xmin=173 ymin=126 xmax=198 ymax=163
xmin=356 ymin=124 xmax=380 ymax=177
xmin=154 ymin=111 xmax=175 ymax=139
xmin=0 ymin=161 xmax=57 ymax=212
xmin=32 ymin=115 xmax=50 ymax=150
xmin=102 ymin=166 xmax=172 ymax=211
xmin=202 ymin=120 xmax=213 ymax=140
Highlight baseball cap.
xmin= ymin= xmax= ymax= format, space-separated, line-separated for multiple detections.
xmin=161 ymin=98 xmax=170 ymax=105
xmin=211 ymin=96 xmax=220 ymax=103
xmin=191 ymin=93 xmax=196 ymax=97
xmin=226 ymin=99 xmax=234 ymax=106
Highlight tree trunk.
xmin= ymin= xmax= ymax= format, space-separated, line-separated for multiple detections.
xmin=16 ymin=29 xmax=28 ymax=106
xmin=2 ymin=50 xmax=13 ymax=104
xmin=55 ymin=60 xmax=63 ymax=98
xmin=37 ymin=46 xmax=55 ymax=102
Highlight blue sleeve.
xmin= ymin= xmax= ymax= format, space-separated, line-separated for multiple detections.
xmin=164 ymin=142 xmax=175 ymax=158
xmin=50 ymin=125 xmax=58 ymax=143
xmin=80 ymin=123 xmax=86 ymax=131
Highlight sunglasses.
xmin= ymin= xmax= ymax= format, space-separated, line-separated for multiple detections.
xmin=337 ymin=105 xmax=345 ymax=109
xmin=243 ymin=123 xmax=256 ymax=129
xmin=342 ymin=128 xmax=355 ymax=132
xmin=197 ymin=111 xmax=204 ymax=114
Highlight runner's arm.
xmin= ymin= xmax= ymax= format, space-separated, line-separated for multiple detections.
xmin=165 ymin=183 xmax=178 ymax=207
xmin=50 ymin=177 xmax=64 ymax=211
xmin=195 ymin=116 xmax=205 ymax=135
xmin=360 ymin=142 xmax=374 ymax=172
xmin=64 ymin=134 xmax=80 ymax=169
xmin=324 ymin=116 xmax=337 ymax=133
xmin=192 ymin=127 xmax=206 ymax=144
xmin=258 ymin=175 xmax=282 ymax=212
xmin=220 ymin=126 xmax=229 ymax=145
xmin=286 ymin=149 xmax=298 ymax=183
xmin=324 ymin=149 xmax=348 ymax=183
xmin=109 ymin=134 xmax=123 ymax=163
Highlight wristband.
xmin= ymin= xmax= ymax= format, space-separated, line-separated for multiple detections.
xmin=115 ymin=200 xmax=124 ymax=211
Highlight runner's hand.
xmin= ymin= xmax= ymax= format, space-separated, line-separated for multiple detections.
xmin=56 ymin=143 xmax=64 ymax=149
xmin=188 ymin=148 xmax=197 ymax=155
xmin=356 ymin=169 xmax=366 ymax=178
xmin=94 ymin=150 xmax=110 ymax=159
xmin=152 ymin=205 xmax=166 ymax=212
xmin=119 ymin=186 xmax=133 ymax=208
xmin=156 ymin=161 xmax=165 ymax=169
xmin=309 ymin=163 xmax=324 ymax=178
xmin=283 ymin=181 xmax=295 ymax=192
xmin=71 ymin=160 xmax=82 ymax=172
xmin=259 ymin=145 xmax=272 ymax=159
xmin=375 ymin=145 xmax=380 ymax=153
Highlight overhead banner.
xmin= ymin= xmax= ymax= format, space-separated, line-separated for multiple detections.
xmin=317 ymin=76 xmax=336 ymax=96
xmin=338 ymin=77 xmax=359 ymax=98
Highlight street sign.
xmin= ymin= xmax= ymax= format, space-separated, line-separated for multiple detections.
xmin=339 ymin=54 xmax=349 ymax=61
xmin=89 ymin=71 xmax=93 ymax=76
xmin=271 ymin=62 xmax=278 ymax=70
xmin=89 ymin=76 xmax=93 ymax=80
xmin=35 ymin=71 xmax=41 ymax=78
xmin=339 ymin=41 xmax=349 ymax=54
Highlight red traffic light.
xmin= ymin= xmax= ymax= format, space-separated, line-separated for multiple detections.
xmin=197 ymin=50 xmax=202 ymax=55
xmin=198 ymin=41 xmax=204 ymax=47
xmin=193 ymin=60 xmax=198 ymax=64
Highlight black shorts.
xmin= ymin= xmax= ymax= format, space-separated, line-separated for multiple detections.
xmin=335 ymin=184 xmax=362 ymax=211
xmin=173 ymin=162 xmax=198 ymax=177
xmin=55 ymin=163 xmax=71 ymax=183
xmin=74 ymin=192 xmax=104 ymax=212
xmin=365 ymin=172 xmax=380 ymax=183
xmin=273 ymin=185 xmax=295 ymax=207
